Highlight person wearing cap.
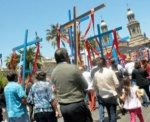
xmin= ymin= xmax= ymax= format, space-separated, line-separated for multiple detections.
xmin=27 ymin=71 xmax=59 ymax=122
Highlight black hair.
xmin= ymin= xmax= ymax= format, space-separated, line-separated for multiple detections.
xmin=54 ymin=48 xmax=69 ymax=64
xmin=134 ymin=61 xmax=141 ymax=69
xmin=35 ymin=71 xmax=46 ymax=81
xmin=111 ymin=59 xmax=118 ymax=70
xmin=7 ymin=70 xmax=18 ymax=82
xmin=122 ymin=77 xmax=131 ymax=97
xmin=98 ymin=57 xmax=106 ymax=68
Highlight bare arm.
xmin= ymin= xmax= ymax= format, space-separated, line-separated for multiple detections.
xmin=51 ymin=99 xmax=61 ymax=117
xmin=120 ymin=92 xmax=126 ymax=101
xmin=120 ymin=89 xmax=126 ymax=101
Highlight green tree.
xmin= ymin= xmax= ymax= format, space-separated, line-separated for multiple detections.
xmin=0 ymin=72 xmax=8 ymax=88
xmin=5 ymin=56 xmax=11 ymax=68
xmin=18 ymin=46 xmax=42 ymax=70
xmin=5 ymin=53 xmax=20 ymax=70
xmin=46 ymin=23 xmax=68 ymax=48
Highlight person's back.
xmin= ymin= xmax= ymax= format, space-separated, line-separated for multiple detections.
xmin=52 ymin=63 xmax=87 ymax=104
xmin=120 ymin=77 xmax=144 ymax=122
xmin=4 ymin=71 xmax=29 ymax=122
xmin=123 ymin=85 xmax=142 ymax=109
xmin=5 ymin=82 xmax=26 ymax=117
xmin=125 ymin=61 xmax=135 ymax=77
xmin=51 ymin=48 xmax=92 ymax=122
xmin=29 ymin=81 xmax=54 ymax=110
xmin=94 ymin=67 xmax=119 ymax=97
xmin=27 ymin=71 xmax=58 ymax=122
xmin=82 ymin=71 xmax=93 ymax=90
xmin=93 ymin=57 xmax=119 ymax=122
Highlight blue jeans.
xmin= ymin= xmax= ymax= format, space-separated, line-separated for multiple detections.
xmin=98 ymin=98 xmax=105 ymax=122
xmin=98 ymin=102 xmax=105 ymax=122
xmin=105 ymin=104 xmax=117 ymax=122
xmin=98 ymin=97 xmax=117 ymax=122
xmin=8 ymin=114 xmax=30 ymax=122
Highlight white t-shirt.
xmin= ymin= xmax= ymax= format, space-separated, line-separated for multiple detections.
xmin=93 ymin=67 xmax=119 ymax=98
xmin=125 ymin=62 xmax=135 ymax=75
xmin=123 ymin=85 xmax=142 ymax=110
xmin=82 ymin=71 xmax=93 ymax=90
xmin=117 ymin=64 xmax=125 ymax=73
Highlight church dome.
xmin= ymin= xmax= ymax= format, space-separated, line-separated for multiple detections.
xmin=100 ymin=20 xmax=107 ymax=28
xmin=127 ymin=8 xmax=134 ymax=16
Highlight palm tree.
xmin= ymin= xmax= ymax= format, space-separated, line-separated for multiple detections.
xmin=5 ymin=53 xmax=20 ymax=70
xmin=46 ymin=23 xmax=68 ymax=48
xmin=18 ymin=46 xmax=42 ymax=70
xmin=5 ymin=56 xmax=11 ymax=68
xmin=46 ymin=24 xmax=59 ymax=48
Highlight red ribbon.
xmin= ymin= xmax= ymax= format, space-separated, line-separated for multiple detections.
xmin=78 ymin=32 xmax=82 ymax=63
xmin=85 ymin=40 xmax=92 ymax=67
xmin=106 ymin=30 xmax=126 ymax=59
xmin=33 ymin=43 xmax=40 ymax=73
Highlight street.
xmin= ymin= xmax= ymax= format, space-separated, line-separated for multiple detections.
xmin=58 ymin=106 xmax=150 ymax=122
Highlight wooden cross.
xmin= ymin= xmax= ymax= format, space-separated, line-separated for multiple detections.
xmin=13 ymin=30 xmax=42 ymax=89
xmin=60 ymin=3 xmax=106 ymax=64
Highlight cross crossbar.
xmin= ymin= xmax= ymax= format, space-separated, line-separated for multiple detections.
xmin=61 ymin=3 xmax=105 ymax=29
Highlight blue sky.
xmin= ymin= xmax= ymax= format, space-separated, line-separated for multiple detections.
xmin=0 ymin=0 xmax=150 ymax=67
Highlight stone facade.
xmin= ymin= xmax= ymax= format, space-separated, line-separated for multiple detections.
xmin=126 ymin=8 xmax=150 ymax=60
xmin=127 ymin=8 xmax=150 ymax=48
xmin=41 ymin=58 xmax=56 ymax=76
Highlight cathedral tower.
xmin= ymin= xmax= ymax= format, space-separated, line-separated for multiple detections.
xmin=100 ymin=20 xmax=109 ymax=44
xmin=127 ymin=8 xmax=149 ymax=47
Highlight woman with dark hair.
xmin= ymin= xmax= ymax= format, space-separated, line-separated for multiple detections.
xmin=120 ymin=77 xmax=144 ymax=122
xmin=27 ymin=71 xmax=59 ymax=122
xmin=132 ymin=61 xmax=150 ymax=105
xmin=141 ymin=59 xmax=150 ymax=77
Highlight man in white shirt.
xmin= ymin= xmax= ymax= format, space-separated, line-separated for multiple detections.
xmin=93 ymin=57 xmax=119 ymax=122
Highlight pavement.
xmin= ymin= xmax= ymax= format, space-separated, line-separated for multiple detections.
xmin=2 ymin=105 xmax=150 ymax=122
xmin=58 ymin=106 xmax=150 ymax=122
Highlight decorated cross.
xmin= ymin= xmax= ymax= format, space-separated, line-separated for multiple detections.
xmin=13 ymin=30 xmax=42 ymax=89
xmin=84 ymin=25 xmax=129 ymax=66
xmin=60 ymin=3 xmax=106 ymax=64
xmin=67 ymin=9 xmax=89 ymax=63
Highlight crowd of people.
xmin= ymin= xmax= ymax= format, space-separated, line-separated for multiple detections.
xmin=0 ymin=48 xmax=150 ymax=122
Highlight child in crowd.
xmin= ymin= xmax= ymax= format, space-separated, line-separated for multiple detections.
xmin=120 ymin=77 xmax=144 ymax=122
